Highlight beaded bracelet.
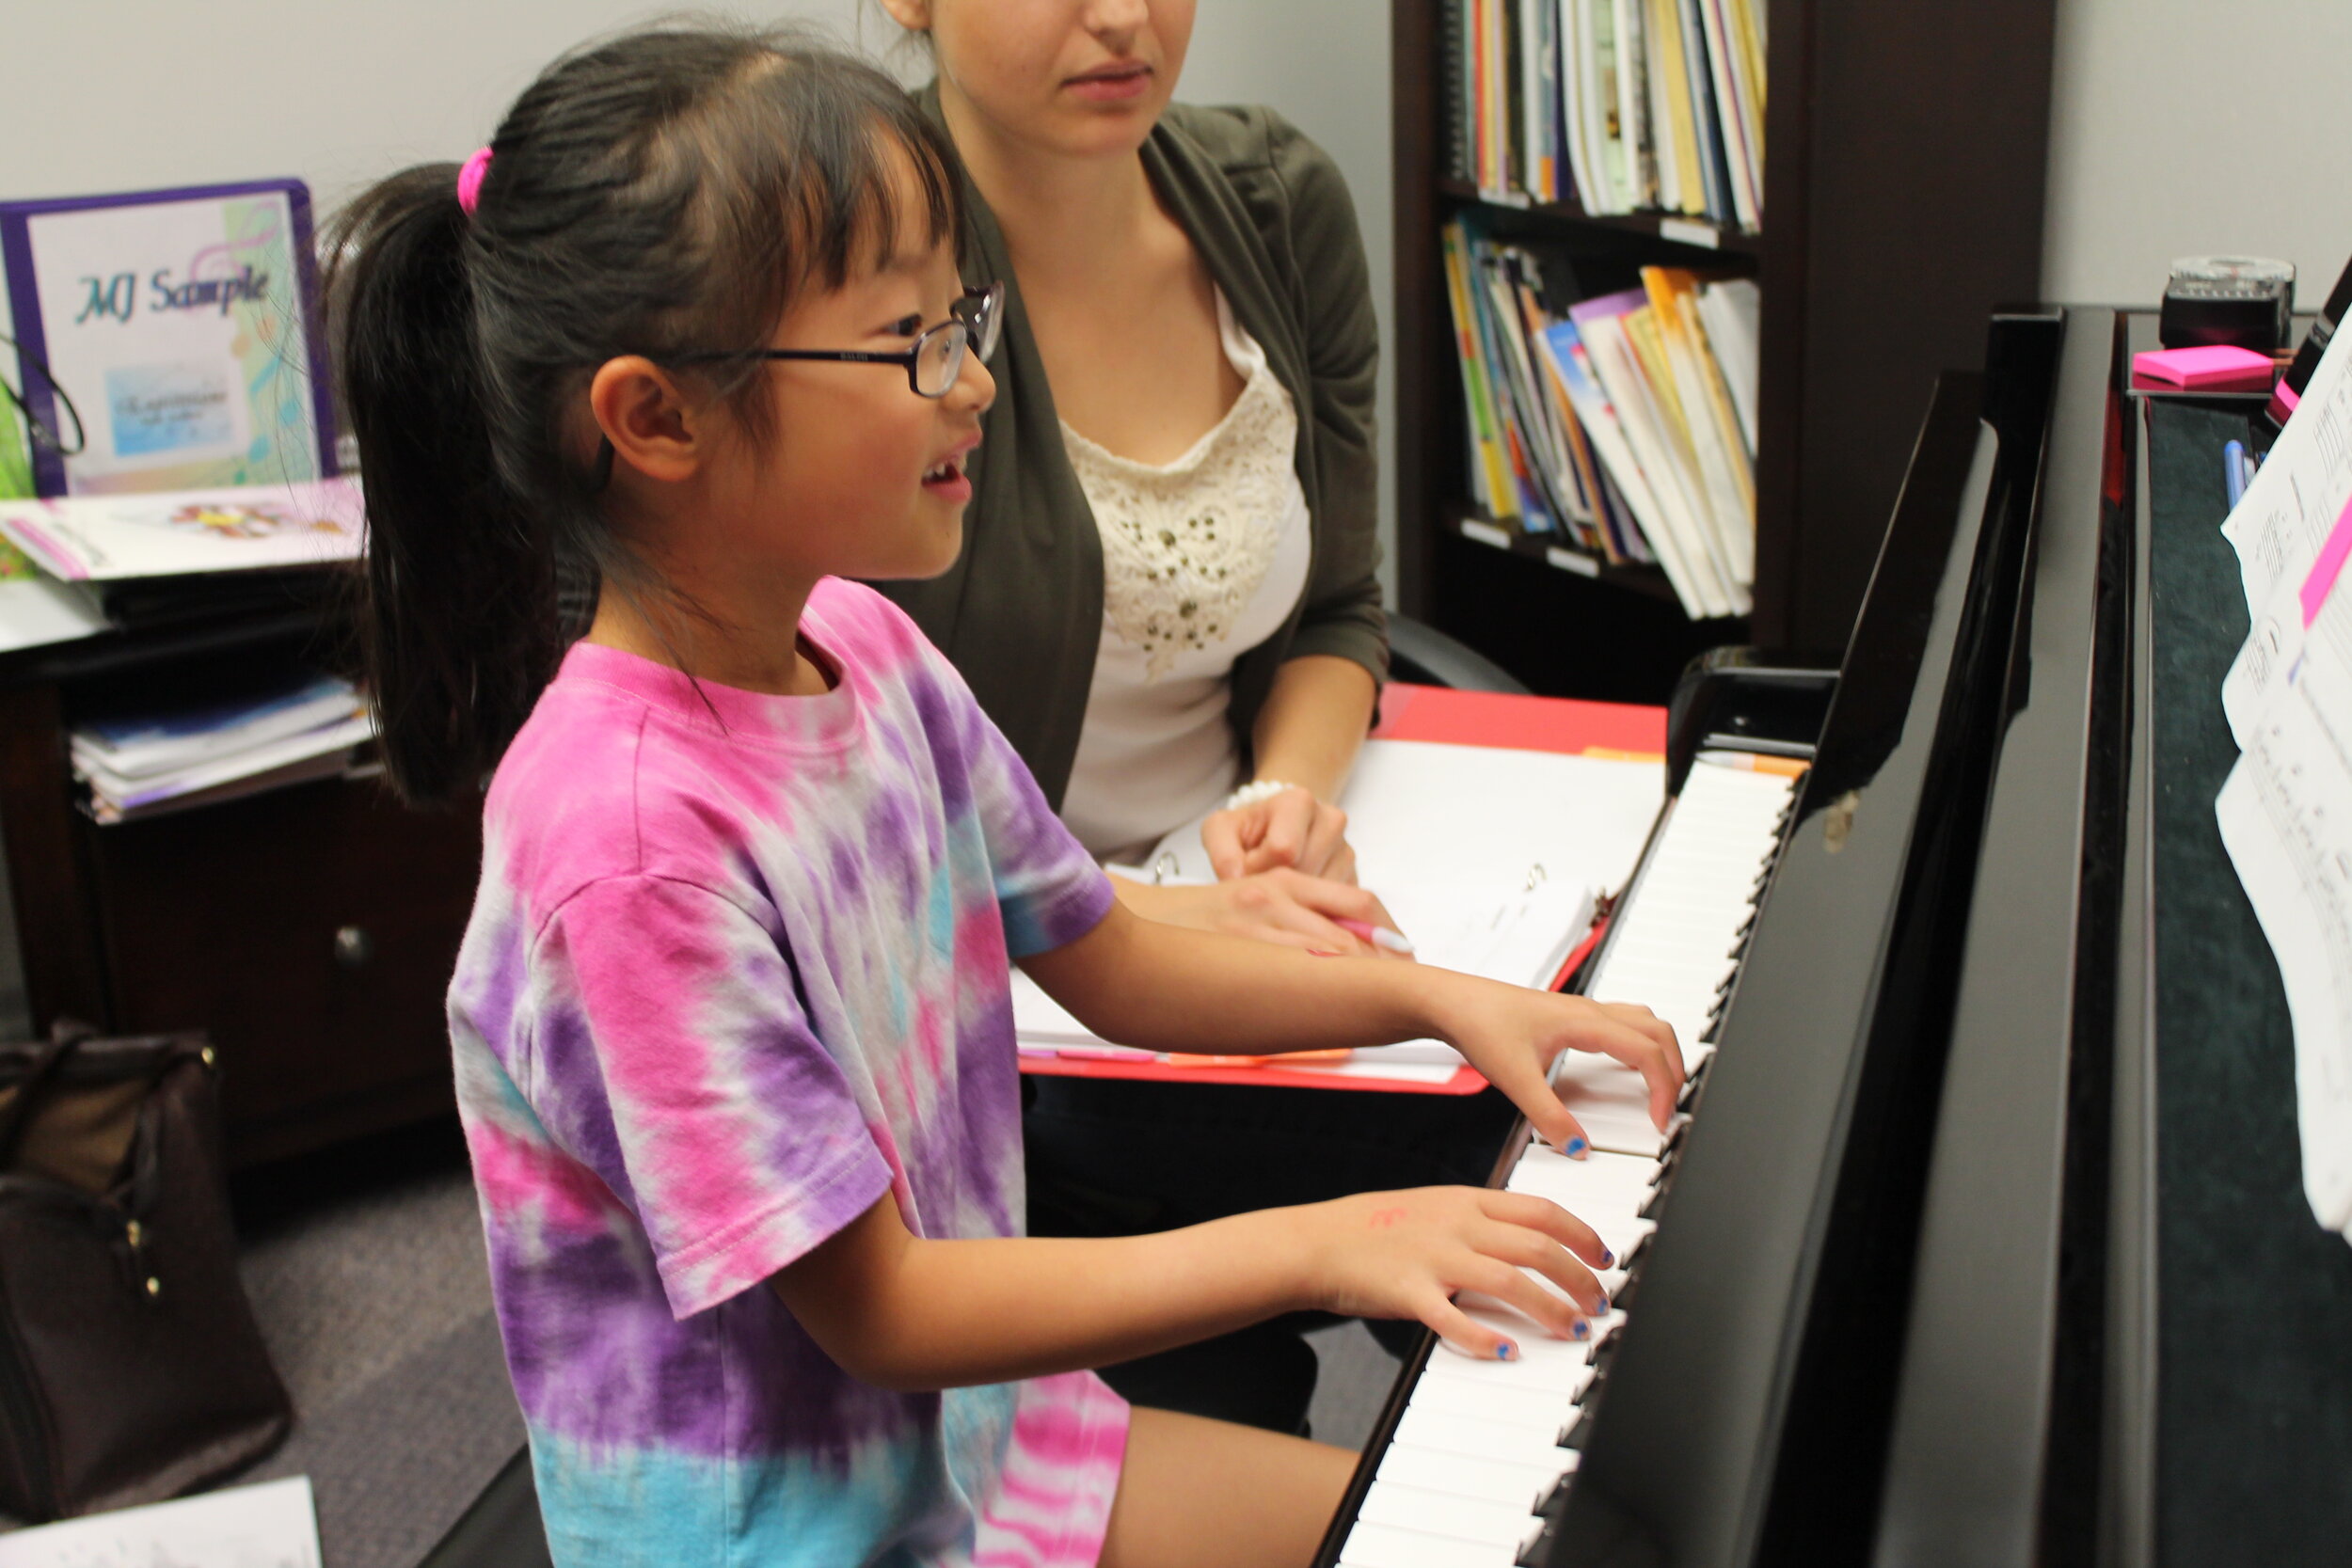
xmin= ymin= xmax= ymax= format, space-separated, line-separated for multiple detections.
xmin=1223 ymin=778 xmax=1305 ymax=812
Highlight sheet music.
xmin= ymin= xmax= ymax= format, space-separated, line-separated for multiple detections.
xmin=1145 ymin=739 xmax=1661 ymax=896
xmin=2215 ymin=319 xmax=2352 ymax=1243
xmin=2219 ymin=324 xmax=2352 ymax=742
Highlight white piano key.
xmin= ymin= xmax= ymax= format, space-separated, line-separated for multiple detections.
xmin=1402 ymin=1354 xmax=1590 ymax=1419
xmin=1338 ymin=1520 xmax=1514 ymax=1568
xmin=1376 ymin=1442 xmax=1565 ymax=1507
xmin=1505 ymin=1146 xmax=1661 ymax=1208
xmin=1357 ymin=1482 xmax=1540 ymax=1548
xmin=1394 ymin=1404 xmax=1572 ymax=1465
xmin=1422 ymin=1339 xmax=1597 ymax=1397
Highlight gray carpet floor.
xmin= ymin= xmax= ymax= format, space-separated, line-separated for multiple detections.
xmin=230 ymin=1126 xmax=524 ymax=1568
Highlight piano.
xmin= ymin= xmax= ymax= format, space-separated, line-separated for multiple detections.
xmin=1316 ymin=309 xmax=2352 ymax=1567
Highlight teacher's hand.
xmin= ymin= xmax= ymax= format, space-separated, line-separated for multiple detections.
xmin=1203 ymin=784 xmax=1356 ymax=882
xmin=1115 ymin=869 xmax=1413 ymax=958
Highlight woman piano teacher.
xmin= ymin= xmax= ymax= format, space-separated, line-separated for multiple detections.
xmin=874 ymin=0 xmax=1517 ymax=1433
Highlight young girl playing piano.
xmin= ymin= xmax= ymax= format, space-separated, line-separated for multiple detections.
xmin=327 ymin=26 xmax=1680 ymax=1568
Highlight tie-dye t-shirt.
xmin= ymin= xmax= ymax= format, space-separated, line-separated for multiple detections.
xmin=447 ymin=579 xmax=1129 ymax=1568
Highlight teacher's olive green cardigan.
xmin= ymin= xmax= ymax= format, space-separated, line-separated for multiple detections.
xmin=876 ymin=89 xmax=1388 ymax=810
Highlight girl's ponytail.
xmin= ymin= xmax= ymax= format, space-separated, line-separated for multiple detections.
xmin=326 ymin=165 xmax=556 ymax=807
xmin=320 ymin=26 xmax=964 ymax=806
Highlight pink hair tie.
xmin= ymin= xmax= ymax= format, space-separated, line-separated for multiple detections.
xmin=455 ymin=147 xmax=494 ymax=217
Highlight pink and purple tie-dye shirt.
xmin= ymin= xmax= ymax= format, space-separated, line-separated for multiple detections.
xmin=447 ymin=579 xmax=1129 ymax=1568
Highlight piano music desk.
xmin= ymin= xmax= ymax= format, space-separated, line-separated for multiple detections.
xmin=2137 ymin=390 xmax=2352 ymax=1561
xmin=1014 ymin=683 xmax=1666 ymax=1095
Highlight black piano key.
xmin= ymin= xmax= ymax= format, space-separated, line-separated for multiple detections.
xmin=1640 ymin=1182 xmax=1669 ymax=1222
xmin=1534 ymin=1472 xmax=1575 ymax=1519
xmin=1661 ymin=1120 xmax=1690 ymax=1158
xmin=1561 ymin=1402 xmax=1601 ymax=1448
xmin=1517 ymin=1519 xmax=1560 ymax=1568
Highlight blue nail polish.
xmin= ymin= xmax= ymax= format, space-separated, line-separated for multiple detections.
xmin=1595 ymin=1293 xmax=1611 ymax=1315
xmin=1565 ymin=1137 xmax=1589 ymax=1157
xmin=1599 ymin=1247 xmax=1616 ymax=1269
xmin=1571 ymin=1320 xmax=1591 ymax=1340
xmin=1497 ymin=1340 xmax=1518 ymax=1361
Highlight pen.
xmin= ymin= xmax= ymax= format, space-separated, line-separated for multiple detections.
xmin=1695 ymin=749 xmax=1810 ymax=778
xmin=1333 ymin=916 xmax=1417 ymax=955
xmin=2225 ymin=439 xmax=2249 ymax=508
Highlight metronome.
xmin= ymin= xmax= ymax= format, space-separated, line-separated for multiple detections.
xmin=2161 ymin=256 xmax=2296 ymax=353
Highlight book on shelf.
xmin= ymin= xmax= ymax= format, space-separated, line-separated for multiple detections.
xmin=1448 ymin=0 xmax=1765 ymax=230
xmin=1438 ymin=218 xmax=1758 ymax=620
xmin=70 ymin=670 xmax=373 ymax=823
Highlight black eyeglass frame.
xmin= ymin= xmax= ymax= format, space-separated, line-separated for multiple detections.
xmin=0 ymin=333 xmax=87 ymax=459
xmin=590 ymin=283 xmax=1004 ymax=490
xmin=671 ymin=280 xmax=1005 ymax=401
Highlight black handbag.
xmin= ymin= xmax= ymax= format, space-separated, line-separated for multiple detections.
xmin=0 ymin=1021 xmax=290 ymax=1520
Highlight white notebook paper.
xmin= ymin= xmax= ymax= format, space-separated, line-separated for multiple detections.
xmin=1015 ymin=739 xmax=1662 ymax=1081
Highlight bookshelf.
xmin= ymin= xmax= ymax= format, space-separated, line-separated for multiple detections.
xmin=1391 ymin=0 xmax=2057 ymax=701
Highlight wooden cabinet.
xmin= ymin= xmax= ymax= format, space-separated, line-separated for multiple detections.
xmin=0 ymin=617 xmax=479 ymax=1165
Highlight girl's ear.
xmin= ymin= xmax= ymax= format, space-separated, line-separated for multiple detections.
xmin=589 ymin=356 xmax=705 ymax=484
xmin=875 ymin=0 xmax=932 ymax=32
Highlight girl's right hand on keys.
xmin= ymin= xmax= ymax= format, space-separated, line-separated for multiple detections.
xmin=1289 ymin=1185 xmax=1613 ymax=1360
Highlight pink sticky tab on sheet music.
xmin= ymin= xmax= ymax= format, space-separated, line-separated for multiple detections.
xmin=2297 ymin=494 xmax=2352 ymax=627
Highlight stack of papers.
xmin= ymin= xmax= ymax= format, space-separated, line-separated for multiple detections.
xmin=72 ymin=672 xmax=373 ymax=823
xmin=2211 ymin=315 xmax=2352 ymax=1247
xmin=0 ymin=480 xmax=362 ymax=656
xmin=0 ymin=480 xmax=362 ymax=582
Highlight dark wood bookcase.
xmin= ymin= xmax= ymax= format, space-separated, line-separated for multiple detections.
xmin=1391 ymin=0 xmax=2058 ymax=701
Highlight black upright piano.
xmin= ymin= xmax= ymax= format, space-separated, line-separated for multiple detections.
xmin=1317 ymin=309 xmax=2352 ymax=1567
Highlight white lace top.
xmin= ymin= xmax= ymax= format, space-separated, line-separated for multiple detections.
xmin=1057 ymin=290 xmax=1313 ymax=862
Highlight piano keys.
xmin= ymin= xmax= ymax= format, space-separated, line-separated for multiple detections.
xmin=1328 ymin=758 xmax=1803 ymax=1568
xmin=1315 ymin=308 xmax=2352 ymax=1567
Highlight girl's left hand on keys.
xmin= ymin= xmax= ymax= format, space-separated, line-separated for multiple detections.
xmin=1436 ymin=984 xmax=1683 ymax=1148
xmin=1291 ymin=1185 xmax=1612 ymax=1359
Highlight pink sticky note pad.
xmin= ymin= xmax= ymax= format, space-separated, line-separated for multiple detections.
xmin=2132 ymin=344 xmax=2277 ymax=391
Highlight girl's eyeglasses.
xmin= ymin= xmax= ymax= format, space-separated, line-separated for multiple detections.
xmin=0 ymin=334 xmax=87 ymax=457
xmin=677 ymin=280 xmax=1006 ymax=400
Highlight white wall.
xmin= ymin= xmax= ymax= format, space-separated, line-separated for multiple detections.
xmin=1181 ymin=6 xmax=1396 ymax=601
xmin=2043 ymin=0 xmax=2352 ymax=311
xmin=0 ymin=0 xmax=1395 ymax=596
